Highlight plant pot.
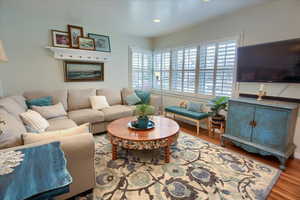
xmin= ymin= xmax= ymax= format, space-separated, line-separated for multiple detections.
xmin=137 ymin=116 xmax=149 ymax=129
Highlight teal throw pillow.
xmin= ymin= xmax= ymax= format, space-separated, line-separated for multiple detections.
xmin=125 ymin=93 xmax=142 ymax=105
xmin=187 ymin=101 xmax=203 ymax=113
xmin=134 ymin=90 xmax=151 ymax=104
xmin=26 ymin=96 xmax=53 ymax=108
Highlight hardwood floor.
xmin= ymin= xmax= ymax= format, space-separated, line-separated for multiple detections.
xmin=177 ymin=121 xmax=300 ymax=200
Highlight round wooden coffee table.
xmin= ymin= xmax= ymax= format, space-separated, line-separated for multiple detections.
xmin=107 ymin=116 xmax=180 ymax=163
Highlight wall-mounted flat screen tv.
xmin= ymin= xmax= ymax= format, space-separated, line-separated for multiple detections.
xmin=237 ymin=38 xmax=300 ymax=83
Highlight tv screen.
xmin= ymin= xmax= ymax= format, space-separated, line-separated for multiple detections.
xmin=237 ymin=39 xmax=300 ymax=83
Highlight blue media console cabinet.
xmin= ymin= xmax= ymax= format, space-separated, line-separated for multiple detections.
xmin=221 ymin=98 xmax=299 ymax=170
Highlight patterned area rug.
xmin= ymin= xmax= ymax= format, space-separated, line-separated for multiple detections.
xmin=76 ymin=132 xmax=281 ymax=200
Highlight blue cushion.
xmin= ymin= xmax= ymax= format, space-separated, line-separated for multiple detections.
xmin=165 ymin=106 xmax=209 ymax=120
xmin=134 ymin=90 xmax=151 ymax=104
xmin=26 ymin=96 xmax=53 ymax=108
xmin=125 ymin=93 xmax=142 ymax=105
xmin=187 ymin=101 xmax=203 ymax=113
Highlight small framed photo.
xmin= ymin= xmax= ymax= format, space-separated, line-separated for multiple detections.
xmin=51 ymin=30 xmax=69 ymax=48
xmin=78 ymin=37 xmax=95 ymax=51
xmin=67 ymin=25 xmax=84 ymax=48
xmin=88 ymin=33 xmax=111 ymax=52
xmin=64 ymin=61 xmax=104 ymax=82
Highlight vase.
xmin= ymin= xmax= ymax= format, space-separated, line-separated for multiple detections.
xmin=137 ymin=116 xmax=149 ymax=129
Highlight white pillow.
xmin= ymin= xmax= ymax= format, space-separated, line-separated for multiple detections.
xmin=89 ymin=96 xmax=110 ymax=110
xmin=31 ymin=102 xmax=67 ymax=119
xmin=20 ymin=110 xmax=49 ymax=133
xmin=23 ymin=123 xmax=90 ymax=144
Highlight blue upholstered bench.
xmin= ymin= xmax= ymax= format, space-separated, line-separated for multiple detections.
xmin=164 ymin=106 xmax=210 ymax=134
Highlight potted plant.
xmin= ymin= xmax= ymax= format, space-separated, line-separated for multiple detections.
xmin=208 ymin=96 xmax=229 ymax=123
xmin=135 ymin=104 xmax=155 ymax=129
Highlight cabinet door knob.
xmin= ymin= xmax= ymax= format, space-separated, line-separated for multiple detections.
xmin=249 ymin=120 xmax=253 ymax=126
xmin=253 ymin=120 xmax=257 ymax=127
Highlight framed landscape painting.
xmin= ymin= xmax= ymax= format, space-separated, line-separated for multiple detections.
xmin=88 ymin=33 xmax=111 ymax=52
xmin=64 ymin=62 xmax=104 ymax=82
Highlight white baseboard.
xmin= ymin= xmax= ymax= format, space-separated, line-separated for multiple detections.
xmin=294 ymin=151 xmax=300 ymax=159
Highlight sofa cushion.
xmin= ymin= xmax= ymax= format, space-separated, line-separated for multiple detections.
xmin=47 ymin=116 xmax=77 ymax=131
xmin=96 ymin=88 xmax=122 ymax=105
xmin=125 ymin=93 xmax=141 ymax=105
xmin=165 ymin=106 xmax=210 ymax=120
xmin=68 ymin=109 xmax=104 ymax=125
xmin=68 ymin=88 xmax=96 ymax=111
xmin=90 ymin=96 xmax=110 ymax=110
xmin=0 ymin=96 xmax=27 ymax=121
xmin=20 ymin=110 xmax=49 ymax=133
xmin=10 ymin=95 xmax=28 ymax=110
xmin=23 ymin=89 xmax=68 ymax=111
xmin=0 ymin=108 xmax=26 ymax=149
xmin=121 ymin=88 xmax=134 ymax=105
xmin=135 ymin=90 xmax=151 ymax=104
xmin=32 ymin=103 xmax=67 ymax=120
xmin=26 ymin=96 xmax=53 ymax=108
xmin=102 ymin=105 xmax=133 ymax=122
xmin=23 ymin=123 xmax=90 ymax=144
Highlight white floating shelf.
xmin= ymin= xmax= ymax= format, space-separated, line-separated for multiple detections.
xmin=46 ymin=46 xmax=111 ymax=62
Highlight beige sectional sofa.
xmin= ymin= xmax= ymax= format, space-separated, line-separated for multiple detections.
xmin=0 ymin=88 xmax=160 ymax=199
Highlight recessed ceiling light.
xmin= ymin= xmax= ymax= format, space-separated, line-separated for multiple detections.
xmin=153 ymin=19 xmax=161 ymax=23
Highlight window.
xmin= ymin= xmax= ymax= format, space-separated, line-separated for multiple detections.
xmin=131 ymin=49 xmax=152 ymax=89
xmin=153 ymin=51 xmax=171 ymax=90
xmin=198 ymin=41 xmax=237 ymax=96
xmin=130 ymin=39 xmax=237 ymax=97
xmin=171 ymin=47 xmax=197 ymax=93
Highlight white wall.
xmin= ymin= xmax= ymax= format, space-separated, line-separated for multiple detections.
xmin=0 ymin=0 xmax=151 ymax=95
xmin=152 ymin=0 xmax=300 ymax=158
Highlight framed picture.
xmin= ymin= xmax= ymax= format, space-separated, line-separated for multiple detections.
xmin=78 ymin=37 xmax=95 ymax=51
xmin=88 ymin=33 xmax=111 ymax=52
xmin=64 ymin=61 xmax=104 ymax=82
xmin=67 ymin=25 xmax=84 ymax=48
xmin=51 ymin=30 xmax=69 ymax=48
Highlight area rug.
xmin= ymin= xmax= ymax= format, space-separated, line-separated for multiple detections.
xmin=77 ymin=132 xmax=281 ymax=200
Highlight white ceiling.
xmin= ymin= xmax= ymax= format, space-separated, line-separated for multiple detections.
xmin=87 ymin=0 xmax=274 ymax=38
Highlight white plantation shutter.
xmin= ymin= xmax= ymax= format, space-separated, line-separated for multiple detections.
xmin=198 ymin=44 xmax=216 ymax=95
xmin=171 ymin=49 xmax=184 ymax=92
xmin=161 ymin=52 xmax=171 ymax=90
xmin=183 ymin=47 xmax=197 ymax=93
xmin=153 ymin=51 xmax=171 ymax=90
xmin=149 ymin=39 xmax=237 ymax=97
xmin=215 ymin=41 xmax=237 ymax=96
xmin=131 ymin=50 xmax=152 ymax=89
xmin=198 ymin=41 xmax=237 ymax=97
xmin=153 ymin=53 xmax=162 ymax=90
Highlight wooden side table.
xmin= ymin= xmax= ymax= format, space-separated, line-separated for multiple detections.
xmin=209 ymin=117 xmax=226 ymax=138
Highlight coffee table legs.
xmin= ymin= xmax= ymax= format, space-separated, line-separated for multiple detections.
xmin=112 ymin=144 xmax=117 ymax=160
xmin=111 ymin=143 xmax=171 ymax=163
xmin=164 ymin=146 xmax=170 ymax=163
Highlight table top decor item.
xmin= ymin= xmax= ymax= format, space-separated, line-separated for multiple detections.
xmin=134 ymin=104 xmax=155 ymax=129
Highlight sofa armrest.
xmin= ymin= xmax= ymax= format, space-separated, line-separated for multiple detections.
xmin=150 ymin=95 xmax=162 ymax=114
xmin=0 ymin=133 xmax=96 ymax=200
xmin=55 ymin=133 xmax=95 ymax=199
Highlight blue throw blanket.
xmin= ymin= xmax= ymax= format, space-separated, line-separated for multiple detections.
xmin=0 ymin=142 xmax=72 ymax=200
